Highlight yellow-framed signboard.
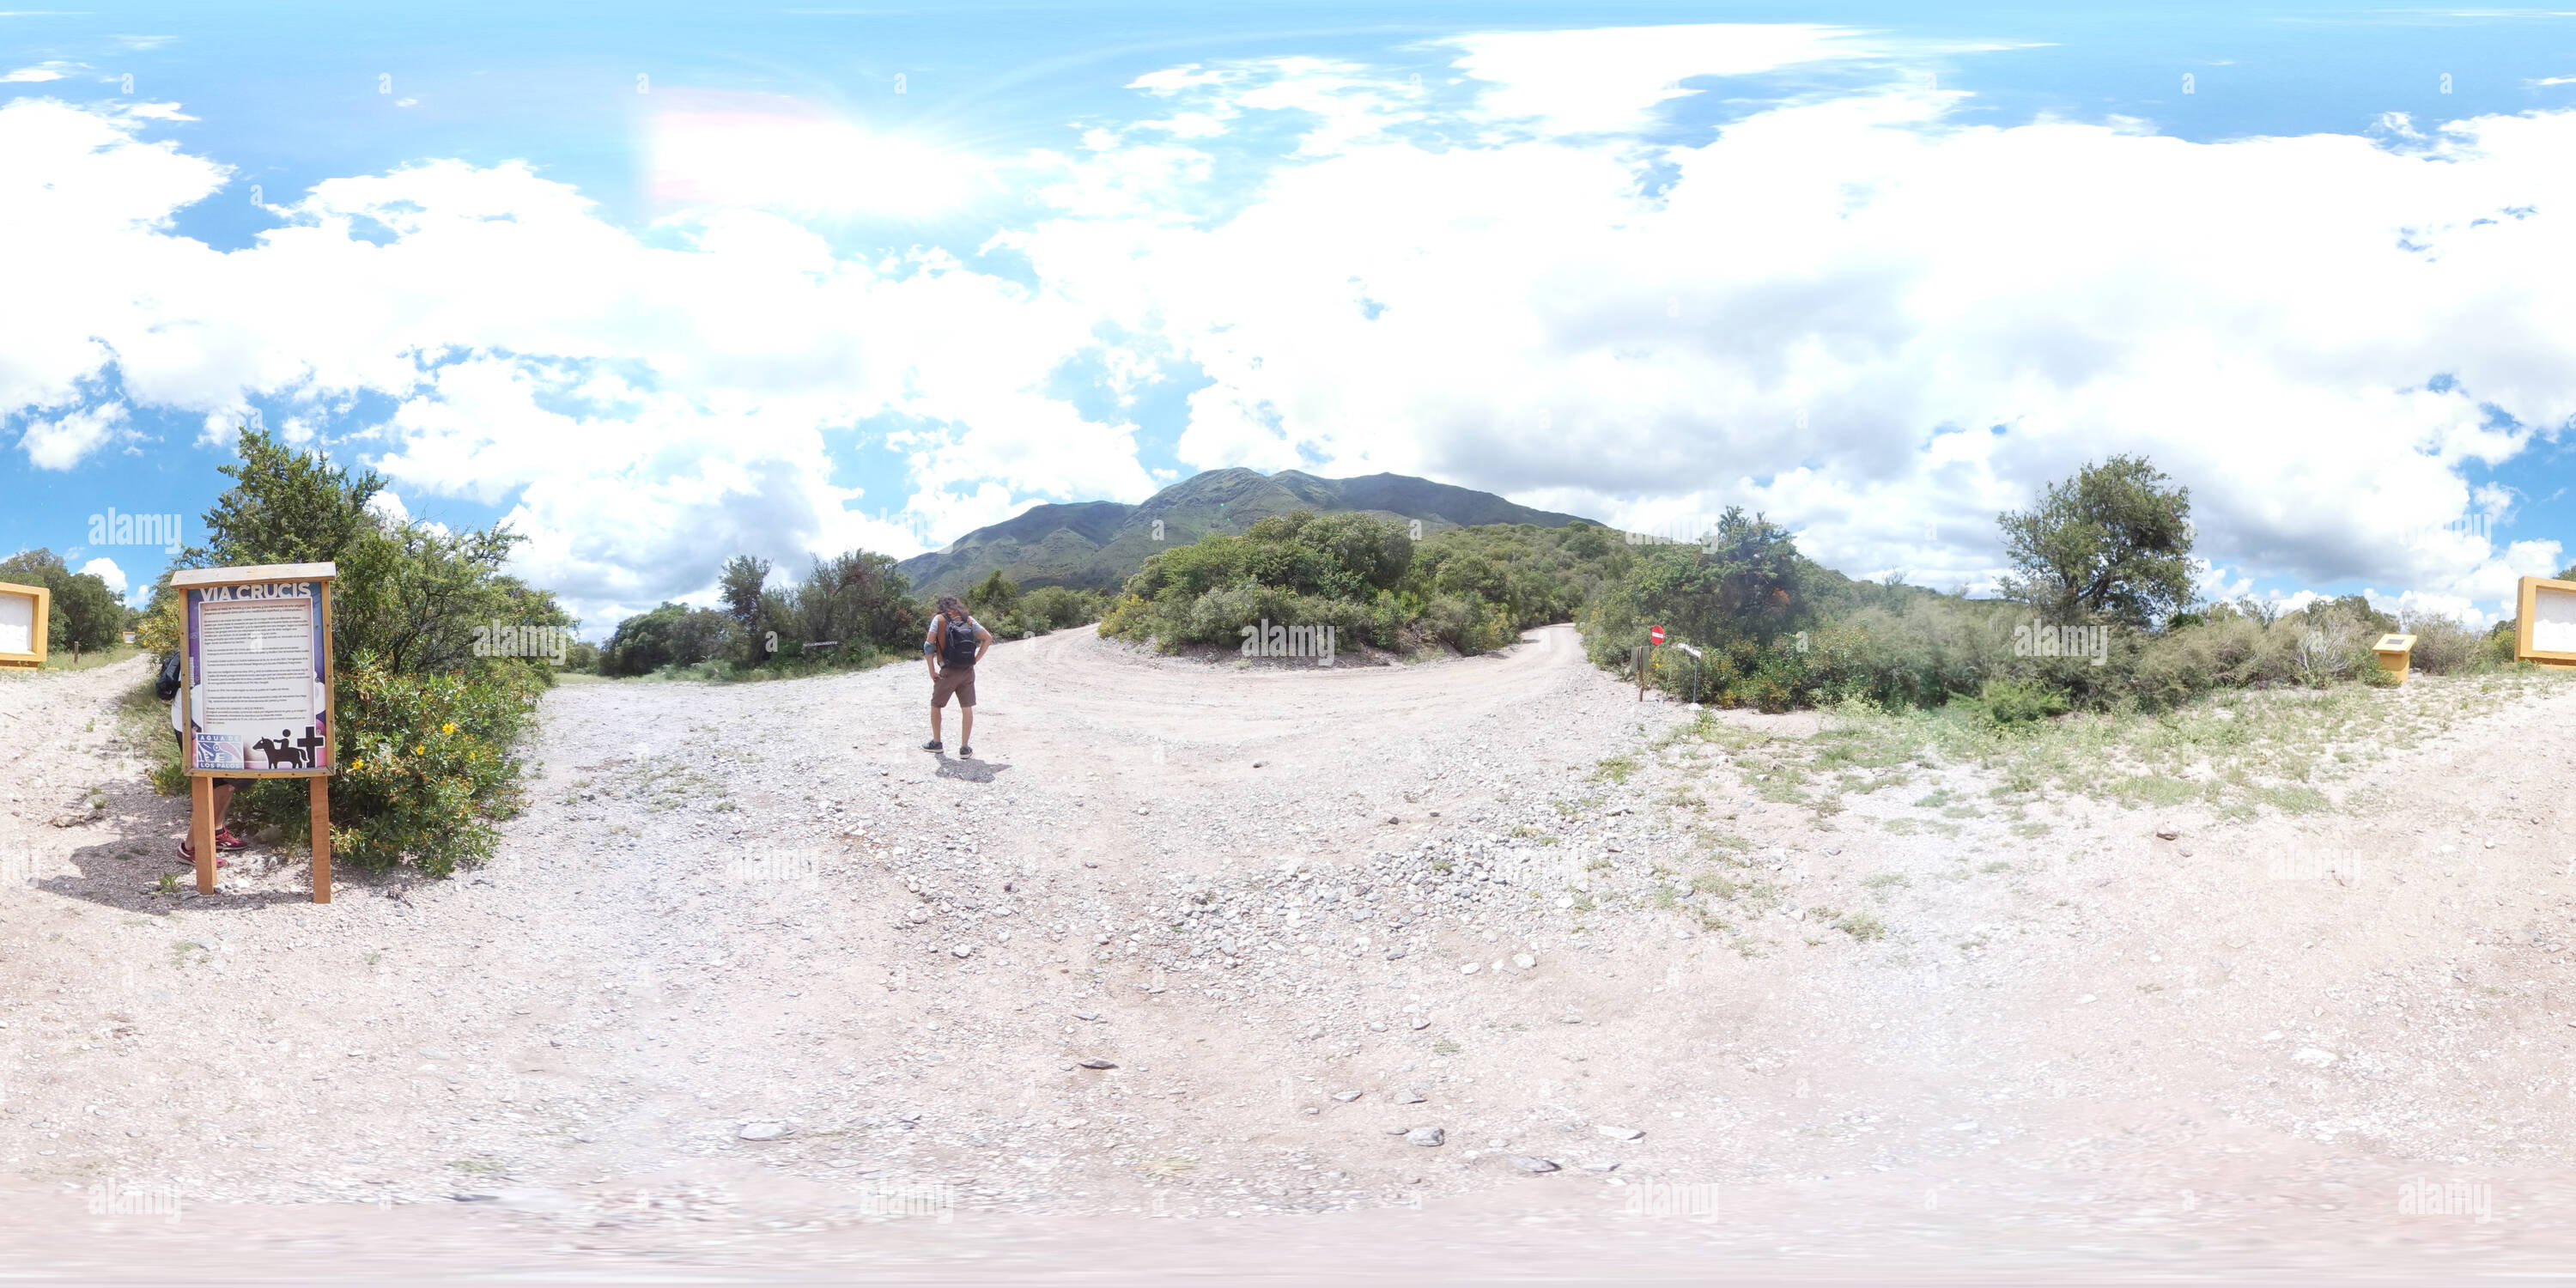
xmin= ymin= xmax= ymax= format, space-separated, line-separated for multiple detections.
xmin=0 ymin=580 xmax=49 ymax=669
xmin=172 ymin=562 xmax=337 ymax=901
xmin=2517 ymin=576 xmax=2576 ymax=669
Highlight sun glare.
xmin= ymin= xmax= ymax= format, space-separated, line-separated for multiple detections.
xmin=646 ymin=89 xmax=974 ymax=219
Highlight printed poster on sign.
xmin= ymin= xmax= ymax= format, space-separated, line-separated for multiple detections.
xmin=185 ymin=580 xmax=331 ymax=773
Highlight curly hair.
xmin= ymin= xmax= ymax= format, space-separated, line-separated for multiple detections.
xmin=934 ymin=594 xmax=968 ymax=621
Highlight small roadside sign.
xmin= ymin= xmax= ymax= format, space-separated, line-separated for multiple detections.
xmin=1648 ymin=625 xmax=1666 ymax=646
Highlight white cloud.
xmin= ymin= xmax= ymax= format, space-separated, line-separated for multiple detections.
xmin=1 ymin=64 xmax=66 ymax=82
xmin=78 ymin=556 xmax=125 ymax=594
xmin=16 ymin=402 xmax=130 ymax=470
xmin=1445 ymin=24 xmax=1883 ymax=135
xmin=1012 ymin=66 xmax=2576 ymax=615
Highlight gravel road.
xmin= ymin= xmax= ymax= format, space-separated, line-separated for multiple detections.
xmin=3 ymin=633 xmax=2574 ymax=1283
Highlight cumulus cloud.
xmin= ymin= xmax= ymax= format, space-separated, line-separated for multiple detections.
xmin=78 ymin=556 xmax=126 ymax=595
xmin=0 ymin=97 xmax=1155 ymax=624
xmin=1010 ymin=52 xmax=2576 ymax=614
xmin=15 ymin=402 xmax=131 ymax=470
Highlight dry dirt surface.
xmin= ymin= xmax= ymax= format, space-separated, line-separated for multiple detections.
xmin=3 ymin=629 xmax=2576 ymax=1285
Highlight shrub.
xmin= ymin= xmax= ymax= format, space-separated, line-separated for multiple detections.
xmin=156 ymin=428 xmax=562 ymax=876
xmin=2406 ymin=616 xmax=2482 ymax=675
xmin=1968 ymin=677 xmax=2071 ymax=726
xmin=323 ymin=656 xmax=541 ymax=876
xmin=599 ymin=603 xmax=740 ymax=676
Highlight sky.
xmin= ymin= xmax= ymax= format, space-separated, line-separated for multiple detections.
xmin=3 ymin=1 xmax=2573 ymax=634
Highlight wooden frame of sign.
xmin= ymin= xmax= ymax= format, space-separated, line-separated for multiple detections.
xmin=0 ymin=580 xmax=50 ymax=669
xmin=171 ymin=562 xmax=338 ymax=901
xmin=2517 ymin=576 xmax=2576 ymax=670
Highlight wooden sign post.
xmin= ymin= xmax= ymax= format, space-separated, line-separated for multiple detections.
xmin=171 ymin=563 xmax=337 ymax=902
xmin=0 ymin=580 xmax=49 ymax=669
xmin=2517 ymin=576 xmax=2576 ymax=669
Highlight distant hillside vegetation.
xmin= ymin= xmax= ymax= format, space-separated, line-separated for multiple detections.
xmin=895 ymin=467 xmax=1594 ymax=595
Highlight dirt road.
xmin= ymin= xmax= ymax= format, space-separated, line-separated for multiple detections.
xmin=3 ymin=631 xmax=2574 ymax=1283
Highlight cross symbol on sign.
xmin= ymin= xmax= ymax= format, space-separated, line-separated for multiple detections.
xmin=295 ymin=726 xmax=326 ymax=766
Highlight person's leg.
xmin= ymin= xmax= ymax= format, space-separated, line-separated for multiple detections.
xmin=212 ymin=781 xmax=235 ymax=825
xmin=961 ymin=704 xmax=974 ymax=749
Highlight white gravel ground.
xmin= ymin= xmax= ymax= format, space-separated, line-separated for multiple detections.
xmin=3 ymin=631 xmax=2574 ymax=1283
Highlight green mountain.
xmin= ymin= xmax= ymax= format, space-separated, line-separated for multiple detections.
xmin=896 ymin=467 xmax=1598 ymax=594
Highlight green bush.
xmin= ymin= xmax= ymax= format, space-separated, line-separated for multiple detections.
xmin=2405 ymin=616 xmax=2482 ymax=674
xmin=599 ymin=602 xmax=739 ymax=675
xmin=1967 ymin=677 xmax=2071 ymax=726
xmin=323 ymin=656 xmax=540 ymax=876
xmin=156 ymin=428 xmax=562 ymax=876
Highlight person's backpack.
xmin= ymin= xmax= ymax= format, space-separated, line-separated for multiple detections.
xmin=155 ymin=651 xmax=183 ymax=702
xmin=939 ymin=615 xmax=980 ymax=668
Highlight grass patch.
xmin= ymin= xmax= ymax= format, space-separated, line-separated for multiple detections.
xmin=1590 ymin=755 xmax=1638 ymax=785
xmin=1667 ymin=673 xmax=2576 ymax=824
xmin=1833 ymin=911 xmax=1886 ymax=942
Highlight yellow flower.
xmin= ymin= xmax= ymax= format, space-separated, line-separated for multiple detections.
xmin=352 ymin=759 xmax=366 ymax=771
xmin=441 ymin=722 xmax=456 ymax=736
xmin=414 ymin=744 xmax=425 ymax=756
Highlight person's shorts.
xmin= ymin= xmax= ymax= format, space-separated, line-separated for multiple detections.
xmin=932 ymin=665 xmax=977 ymax=709
xmin=172 ymin=729 xmax=248 ymax=789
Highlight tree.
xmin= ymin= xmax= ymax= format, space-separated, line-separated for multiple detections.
xmin=1997 ymin=455 xmax=2195 ymax=628
xmin=598 ymin=602 xmax=739 ymax=676
xmin=717 ymin=555 xmax=772 ymax=663
xmin=970 ymin=569 xmax=1020 ymax=617
xmin=0 ymin=549 xmax=124 ymax=659
xmin=156 ymin=428 xmax=564 ymax=877
xmin=2560 ymin=562 xmax=2576 ymax=581
xmin=793 ymin=550 xmax=922 ymax=650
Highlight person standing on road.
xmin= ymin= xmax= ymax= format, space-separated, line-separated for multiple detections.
xmin=924 ymin=593 xmax=991 ymax=757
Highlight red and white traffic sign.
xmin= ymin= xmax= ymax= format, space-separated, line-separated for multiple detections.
xmin=1648 ymin=625 xmax=1666 ymax=645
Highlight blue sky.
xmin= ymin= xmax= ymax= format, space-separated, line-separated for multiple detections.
xmin=4 ymin=2 xmax=2573 ymax=632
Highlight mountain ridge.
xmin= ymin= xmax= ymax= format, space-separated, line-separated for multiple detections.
xmin=895 ymin=468 xmax=1598 ymax=594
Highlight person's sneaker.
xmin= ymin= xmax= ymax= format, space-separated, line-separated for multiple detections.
xmin=214 ymin=827 xmax=251 ymax=851
xmin=921 ymin=739 xmax=943 ymax=751
xmin=176 ymin=840 xmax=232 ymax=868
xmin=958 ymin=744 xmax=973 ymax=758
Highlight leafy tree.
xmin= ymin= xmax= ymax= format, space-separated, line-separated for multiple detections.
xmin=717 ymin=555 xmax=772 ymax=662
xmin=2320 ymin=593 xmax=2397 ymax=637
xmin=598 ymin=602 xmax=739 ymax=675
xmin=2561 ymin=562 xmax=2576 ymax=581
xmin=970 ymin=568 xmax=1021 ymax=617
xmin=155 ymin=428 xmax=564 ymax=876
xmin=1608 ymin=509 xmax=1807 ymax=645
xmin=794 ymin=550 xmax=923 ymax=650
xmin=1996 ymin=455 xmax=2195 ymax=628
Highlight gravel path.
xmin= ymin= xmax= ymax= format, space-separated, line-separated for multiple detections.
xmin=3 ymin=635 xmax=2574 ymax=1282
